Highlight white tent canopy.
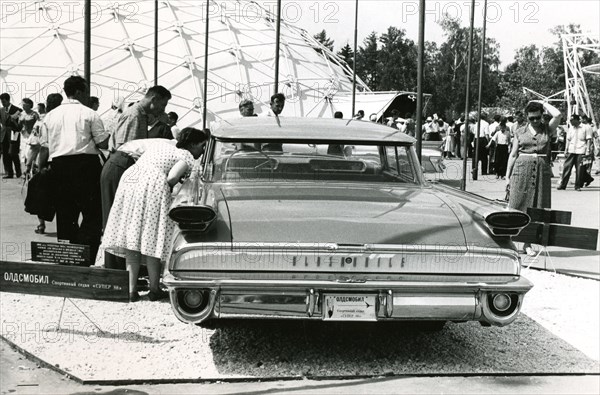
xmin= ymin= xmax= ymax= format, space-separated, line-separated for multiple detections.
xmin=0 ymin=1 xmax=422 ymax=126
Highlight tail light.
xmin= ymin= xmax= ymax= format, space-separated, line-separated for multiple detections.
xmin=169 ymin=205 xmax=216 ymax=231
xmin=485 ymin=211 xmax=530 ymax=236
xmin=487 ymin=292 xmax=519 ymax=317
xmin=169 ymin=174 xmax=216 ymax=231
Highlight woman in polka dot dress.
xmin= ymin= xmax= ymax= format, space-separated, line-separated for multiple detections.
xmin=101 ymin=128 xmax=208 ymax=302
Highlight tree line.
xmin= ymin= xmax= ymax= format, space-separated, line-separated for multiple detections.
xmin=313 ymin=19 xmax=599 ymax=121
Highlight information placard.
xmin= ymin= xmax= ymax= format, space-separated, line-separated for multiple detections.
xmin=0 ymin=261 xmax=129 ymax=303
xmin=32 ymin=242 xmax=90 ymax=266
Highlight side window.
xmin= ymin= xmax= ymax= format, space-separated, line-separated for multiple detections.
xmin=384 ymin=146 xmax=415 ymax=182
xmin=385 ymin=147 xmax=399 ymax=172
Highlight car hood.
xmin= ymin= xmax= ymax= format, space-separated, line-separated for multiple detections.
xmin=217 ymin=184 xmax=467 ymax=246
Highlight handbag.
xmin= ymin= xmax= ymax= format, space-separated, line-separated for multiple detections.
xmin=24 ymin=169 xmax=56 ymax=222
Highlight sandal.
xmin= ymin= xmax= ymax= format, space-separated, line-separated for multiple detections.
xmin=34 ymin=225 xmax=45 ymax=234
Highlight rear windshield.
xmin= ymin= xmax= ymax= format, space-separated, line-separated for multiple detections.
xmin=205 ymin=141 xmax=422 ymax=185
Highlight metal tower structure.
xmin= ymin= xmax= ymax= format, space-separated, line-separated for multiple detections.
xmin=562 ymin=33 xmax=600 ymax=125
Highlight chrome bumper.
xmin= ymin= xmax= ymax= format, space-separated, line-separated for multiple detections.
xmin=163 ymin=275 xmax=533 ymax=327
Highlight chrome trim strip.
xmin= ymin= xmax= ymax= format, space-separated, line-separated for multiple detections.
xmin=163 ymin=274 xmax=533 ymax=292
xmin=172 ymin=241 xmax=519 ymax=259
xmin=391 ymin=294 xmax=475 ymax=319
xmin=170 ymin=242 xmax=521 ymax=274
xmin=170 ymin=288 xmax=528 ymax=326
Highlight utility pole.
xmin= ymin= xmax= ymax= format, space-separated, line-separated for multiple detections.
xmin=461 ymin=0 xmax=476 ymax=191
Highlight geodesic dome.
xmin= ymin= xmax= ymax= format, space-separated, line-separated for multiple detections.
xmin=1 ymin=0 xmax=373 ymax=127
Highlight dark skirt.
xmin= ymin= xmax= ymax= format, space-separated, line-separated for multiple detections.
xmin=508 ymin=155 xmax=551 ymax=213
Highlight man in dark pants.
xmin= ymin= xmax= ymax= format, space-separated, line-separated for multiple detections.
xmin=0 ymin=93 xmax=23 ymax=178
xmin=557 ymin=114 xmax=593 ymax=191
xmin=104 ymin=86 xmax=172 ymax=269
xmin=40 ymin=76 xmax=109 ymax=265
xmin=470 ymin=112 xmax=490 ymax=177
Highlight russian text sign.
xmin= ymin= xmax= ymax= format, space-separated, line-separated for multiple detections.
xmin=0 ymin=261 xmax=129 ymax=303
xmin=32 ymin=242 xmax=90 ymax=266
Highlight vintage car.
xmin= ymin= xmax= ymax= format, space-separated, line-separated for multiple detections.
xmin=164 ymin=117 xmax=532 ymax=328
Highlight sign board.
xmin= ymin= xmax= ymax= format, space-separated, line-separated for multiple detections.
xmin=32 ymin=242 xmax=90 ymax=266
xmin=513 ymin=208 xmax=598 ymax=251
xmin=0 ymin=261 xmax=129 ymax=303
xmin=514 ymin=223 xmax=598 ymax=250
xmin=526 ymin=208 xmax=572 ymax=225
xmin=323 ymin=294 xmax=377 ymax=321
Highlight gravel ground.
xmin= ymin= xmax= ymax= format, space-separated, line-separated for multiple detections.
xmin=1 ymin=270 xmax=598 ymax=381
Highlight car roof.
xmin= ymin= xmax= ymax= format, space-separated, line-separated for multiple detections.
xmin=211 ymin=117 xmax=416 ymax=144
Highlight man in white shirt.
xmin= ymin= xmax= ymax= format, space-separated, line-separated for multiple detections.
xmin=41 ymin=76 xmax=109 ymax=264
xmin=579 ymin=115 xmax=595 ymax=186
xmin=557 ymin=114 xmax=593 ymax=191
xmin=489 ymin=114 xmax=501 ymax=137
xmin=266 ymin=93 xmax=285 ymax=117
xmin=470 ymin=112 xmax=490 ymax=176
xmin=422 ymin=116 xmax=438 ymax=140
xmin=263 ymin=93 xmax=285 ymax=151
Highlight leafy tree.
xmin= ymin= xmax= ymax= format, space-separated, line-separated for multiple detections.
xmin=377 ymin=27 xmax=417 ymax=91
xmin=427 ymin=16 xmax=501 ymax=119
xmin=313 ymin=30 xmax=334 ymax=54
xmin=337 ymin=43 xmax=354 ymax=69
xmin=356 ymin=32 xmax=380 ymax=88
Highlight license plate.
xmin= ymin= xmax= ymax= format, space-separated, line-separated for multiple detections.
xmin=323 ymin=294 xmax=377 ymax=321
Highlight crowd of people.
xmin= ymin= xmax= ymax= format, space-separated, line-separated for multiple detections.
xmin=372 ymin=106 xmax=599 ymax=186
xmin=2 ymin=77 xmax=599 ymax=293
xmin=1 ymin=77 xmax=209 ymax=302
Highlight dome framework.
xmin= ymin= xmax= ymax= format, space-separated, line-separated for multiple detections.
xmin=1 ymin=0 xmax=373 ymax=125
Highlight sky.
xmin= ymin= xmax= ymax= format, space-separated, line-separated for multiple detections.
xmin=276 ymin=0 xmax=600 ymax=68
